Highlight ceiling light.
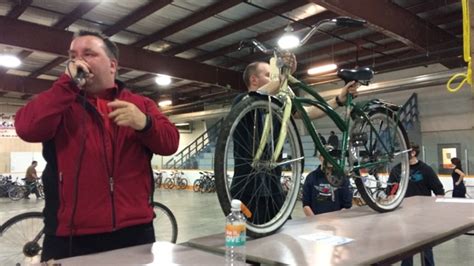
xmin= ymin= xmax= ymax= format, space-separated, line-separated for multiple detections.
xmin=307 ymin=63 xmax=338 ymax=75
xmin=277 ymin=25 xmax=300 ymax=50
xmin=155 ymin=74 xmax=171 ymax=86
xmin=0 ymin=54 xmax=21 ymax=68
xmin=158 ymin=100 xmax=172 ymax=107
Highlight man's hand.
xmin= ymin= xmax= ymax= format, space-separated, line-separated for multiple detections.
xmin=281 ymin=52 xmax=297 ymax=74
xmin=65 ymin=59 xmax=93 ymax=87
xmin=108 ymin=100 xmax=147 ymax=130
xmin=338 ymin=81 xmax=360 ymax=103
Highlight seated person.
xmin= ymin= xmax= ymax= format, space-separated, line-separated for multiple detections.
xmin=303 ymin=145 xmax=352 ymax=216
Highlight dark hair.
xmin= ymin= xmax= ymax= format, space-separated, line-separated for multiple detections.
xmin=243 ymin=62 xmax=265 ymax=88
xmin=74 ymin=30 xmax=119 ymax=60
xmin=330 ymin=131 xmax=335 ymax=134
xmin=451 ymin=157 xmax=462 ymax=170
xmin=410 ymin=142 xmax=420 ymax=157
xmin=32 ymin=161 xmax=37 ymax=164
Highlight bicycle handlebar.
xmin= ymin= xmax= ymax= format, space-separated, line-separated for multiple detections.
xmin=239 ymin=17 xmax=366 ymax=54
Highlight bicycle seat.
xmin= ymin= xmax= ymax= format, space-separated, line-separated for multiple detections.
xmin=337 ymin=67 xmax=374 ymax=86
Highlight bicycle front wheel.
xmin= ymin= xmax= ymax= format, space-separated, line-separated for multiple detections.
xmin=153 ymin=202 xmax=178 ymax=243
xmin=215 ymin=95 xmax=303 ymax=238
xmin=0 ymin=212 xmax=44 ymax=265
xmin=350 ymin=109 xmax=410 ymax=212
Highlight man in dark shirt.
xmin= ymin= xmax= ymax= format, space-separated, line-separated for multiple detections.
xmin=303 ymin=146 xmax=352 ymax=216
xmin=327 ymin=131 xmax=339 ymax=150
xmin=388 ymin=143 xmax=444 ymax=266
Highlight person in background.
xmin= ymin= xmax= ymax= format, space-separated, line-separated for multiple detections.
xmin=24 ymin=160 xmax=40 ymax=199
xmin=388 ymin=143 xmax=444 ymax=266
xmin=303 ymin=145 xmax=352 ymax=216
xmin=327 ymin=131 xmax=339 ymax=150
xmin=450 ymin=157 xmax=466 ymax=198
xmin=15 ymin=30 xmax=179 ymax=261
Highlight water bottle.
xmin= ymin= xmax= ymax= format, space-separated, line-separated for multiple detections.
xmin=225 ymin=199 xmax=246 ymax=266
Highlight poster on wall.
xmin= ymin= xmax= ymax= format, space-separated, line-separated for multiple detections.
xmin=437 ymin=143 xmax=461 ymax=175
xmin=0 ymin=113 xmax=17 ymax=138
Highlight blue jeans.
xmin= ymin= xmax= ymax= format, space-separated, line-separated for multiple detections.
xmin=401 ymin=248 xmax=434 ymax=266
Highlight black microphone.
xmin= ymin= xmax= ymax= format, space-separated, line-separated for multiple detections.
xmin=73 ymin=68 xmax=87 ymax=85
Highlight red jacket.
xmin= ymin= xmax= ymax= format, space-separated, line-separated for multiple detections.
xmin=15 ymin=74 xmax=179 ymax=236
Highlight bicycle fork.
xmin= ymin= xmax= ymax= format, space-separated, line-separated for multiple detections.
xmin=252 ymin=94 xmax=293 ymax=168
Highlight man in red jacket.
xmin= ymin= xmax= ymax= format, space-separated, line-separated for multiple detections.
xmin=15 ymin=31 xmax=179 ymax=261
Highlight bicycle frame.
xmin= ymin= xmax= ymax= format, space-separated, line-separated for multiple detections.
xmin=252 ymin=63 xmax=402 ymax=179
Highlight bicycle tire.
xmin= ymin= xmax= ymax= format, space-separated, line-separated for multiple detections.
xmin=8 ymin=186 xmax=25 ymax=201
xmin=153 ymin=202 xmax=178 ymax=243
xmin=215 ymin=95 xmax=303 ymax=238
xmin=179 ymin=178 xmax=188 ymax=190
xmin=193 ymin=179 xmax=201 ymax=192
xmin=37 ymin=184 xmax=45 ymax=199
xmin=0 ymin=212 xmax=44 ymax=265
xmin=163 ymin=178 xmax=173 ymax=189
xmin=350 ymin=109 xmax=410 ymax=212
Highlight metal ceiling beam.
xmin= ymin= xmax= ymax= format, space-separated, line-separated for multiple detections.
xmin=165 ymin=0 xmax=308 ymax=56
xmin=0 ymin=16 xmax=244 ymax=91
xmin=193 ymin=11 xmax=337 ymax=62
xmin=0 ymin=73 xmax=53 ymax=95
xmin=102 ymin=0 xmax=172 ymax=37
xmin=28 ymin=57 xmax=67 ymax=78
xmin=133 ymin=0 xmax=242 ymax=47
xmin=53 ymin=1 xmax=101 ymax=29
xmin=6 ymin=0 xmax=32 ymax=19
xmin=402 ymin=0 xmax=459 ymax=14
xmin=125 ymin=73 xmax=156 ymax=85
xmin=307 ymin=0 xmax=456 ymax=52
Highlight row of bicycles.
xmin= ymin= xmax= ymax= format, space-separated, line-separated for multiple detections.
xmin=0 ymin=175 xmax=44 ymax=201
xmin=154 ymin=170 xmax=189 ymax=190
xmin=193 ymin=171 xmax=216 ymax=193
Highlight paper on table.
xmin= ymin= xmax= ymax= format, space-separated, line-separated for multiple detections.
xmin=436 ymin=198 xmax=474 ymax=203
xmin=299 ymin=231 xmax=353 ymax=246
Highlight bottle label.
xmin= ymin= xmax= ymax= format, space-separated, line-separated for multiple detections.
xmin=225 ymin=224 xmax=246 ymax=247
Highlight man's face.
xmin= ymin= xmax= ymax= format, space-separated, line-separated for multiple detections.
xmin=250 ymin=63 xmax=271 ymax=90
xmin=69 ymin=36 xmax=117 ymax=92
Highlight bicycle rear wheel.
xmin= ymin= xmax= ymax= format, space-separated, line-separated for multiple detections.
xmin=8 ymin=186 xmax=25 ymax=201
xmin=350 ymin=109 xmax=410 ymax=212
xmin=215 ymin=95 xmax=303 ymax=238
xmin=0 ymin=212 xmax=44 ymax=265
xmin=153 ymin=202 xmax=178 ymax=243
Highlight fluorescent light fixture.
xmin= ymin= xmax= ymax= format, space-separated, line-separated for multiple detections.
xmin=0 ymin=54 xmax=21 ymax=68
xmin=155 ymin=74 xmax=171 ymax=86
xmin=158 ymin=100 xmax=172 ymax=107
xmin=307 ymin=63 xmax=338 ymax=75
xmin=277 ymin=25 xmax=300 ymax=50
xmin=174 ymin=122 xmax=190 ymax=126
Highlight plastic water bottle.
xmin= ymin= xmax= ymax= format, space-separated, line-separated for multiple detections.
xmin=225 ymin=199 xmax=246 ymax=266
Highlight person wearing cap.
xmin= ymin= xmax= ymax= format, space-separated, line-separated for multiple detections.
xmin=302 ymin=145 xmax=353 ymax=216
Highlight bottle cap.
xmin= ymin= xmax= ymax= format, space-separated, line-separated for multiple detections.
xmin=231 ymin=199 xmax=242 ymax=211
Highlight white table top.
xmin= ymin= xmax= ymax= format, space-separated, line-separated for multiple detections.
xmin=186 ymin=196 xmax=474 ymax=265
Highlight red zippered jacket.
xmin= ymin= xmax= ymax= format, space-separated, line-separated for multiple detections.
xmin=15 ymin=74 xmax=179 ymax=236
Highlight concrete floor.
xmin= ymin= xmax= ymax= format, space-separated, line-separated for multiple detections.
xmin=0 ymin=189 xmax=472 ymax=265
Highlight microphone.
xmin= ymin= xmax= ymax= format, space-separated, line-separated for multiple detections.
xmin=73 ymin=68 xmax=87 ymax=85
